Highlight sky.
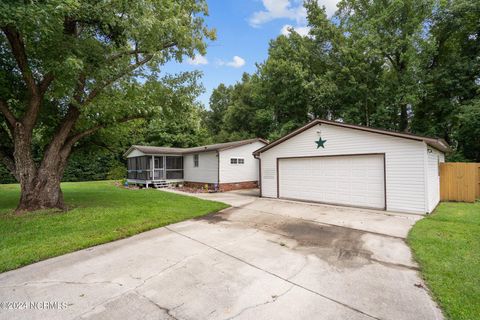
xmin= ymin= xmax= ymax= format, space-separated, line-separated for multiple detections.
xmin=161 ymin=0 xmax=340 ymax=108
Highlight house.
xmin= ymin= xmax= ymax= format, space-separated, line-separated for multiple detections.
xmin=124 ymin=138 xmax=267 ymax=191
xmin=253 ymin=119 xmax=451 ymax=214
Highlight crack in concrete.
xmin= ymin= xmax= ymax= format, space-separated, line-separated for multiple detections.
xmin=369 ymin=256 xmax=419 ymax=271
xmin=0 ymin=279 xmax=124 ymax=289
xmin=136 ymin=291 xmax=180 ymax=320
xmin=72 ymin=248 xmax=210 ymax=319
xmin=165 ymin=226 xmax=383 ymax=320
xmin=224 ymin=285 xmax=294 ymax=320
xmin=287 ymin=256 xmax=309 ymax=280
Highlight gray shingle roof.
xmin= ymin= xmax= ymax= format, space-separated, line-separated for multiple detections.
xmin=124 ymin=138 xmax=268 ymax=157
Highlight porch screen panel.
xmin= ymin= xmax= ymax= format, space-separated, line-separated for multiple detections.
xmin=127 ymin=156 xmax=151 ymax=180
xmin=166 ymin=156 xmax=183 ymax=169
xmin=154 ymin=156 xmax=164 ymax=180
xmin=166 ymin=156 xmax=183 ymax=179
xmin=127 ymin=158 xmax=135 ymax=179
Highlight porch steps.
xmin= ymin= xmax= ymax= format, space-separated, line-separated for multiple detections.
xmin=152 ymin=181 xmax=168 ymax=188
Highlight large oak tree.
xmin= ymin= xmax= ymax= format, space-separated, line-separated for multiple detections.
xmin=0 ymin=0 xmax=214 ymax=212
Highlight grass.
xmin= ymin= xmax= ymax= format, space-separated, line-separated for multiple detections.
xmin=0 ymin=181 xmax=228 ymax=273
xmin=408 ymin=201 xmax=480 ymax=320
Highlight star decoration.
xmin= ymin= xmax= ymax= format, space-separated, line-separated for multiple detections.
xmin=315 ymin=137 xmax=327 ymax=149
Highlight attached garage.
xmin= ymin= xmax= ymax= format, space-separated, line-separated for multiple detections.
xmin=253 ymin=119 xmax=451 ymax=214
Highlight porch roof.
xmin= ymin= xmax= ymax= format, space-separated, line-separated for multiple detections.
xmin=124 ymin=138 xmax=268 ymax=157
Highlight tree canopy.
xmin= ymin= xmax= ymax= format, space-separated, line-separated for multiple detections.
xmin=204 ymin=0 xmax=480 ymax=161
xmin=0 ymin=0 xmax=214 ymax=210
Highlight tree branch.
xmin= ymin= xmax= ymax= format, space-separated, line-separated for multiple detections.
xmin=83 ymin=54 xmax=154 ymax=106
xmin=0 ymin=98 xmax=17 ymax=128
xmin=39 ymin=72 xmax=54 ymax=96
xmin=0 ymin=122 xmax=13 ymax=142
xmin=64 ymin=115 xmax=144 ymax=150
xmin=2 ymin=26 xmax=38 ymax=97
xmin=107 ymin=42 xmax=175 ymax=62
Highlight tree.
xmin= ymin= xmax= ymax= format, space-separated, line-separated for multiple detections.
xmin=145 ymin=72 xmax=211 ymax=147
xmin=335 ymin=0 xmax=434 ymax=132
xmin=0 ymin=1 xmax=214 ymax=211
xmin=412 ymin=0 xmax=480 ymax=147
xmin=205 ymin=84 xmax=232 ymax=136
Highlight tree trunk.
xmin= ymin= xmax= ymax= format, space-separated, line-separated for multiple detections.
xmin=13 ymin=123 xmax=70 ymax=212
xmin=17 ymin=175 xmax=65 ymax=212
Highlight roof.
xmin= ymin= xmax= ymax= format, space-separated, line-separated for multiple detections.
xmin=253 ymin=119 xmax=451 ymax=155
xmin=124 ymin=138 xmax=268 ymax=157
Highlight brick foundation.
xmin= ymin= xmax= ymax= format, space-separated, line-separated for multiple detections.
xmin=219 ymin=181 xmax=258 ymax=192
xmin=183 ymin=181 xmax=215 ymax=190
xmin=183 ymin=181 xmax=258 ymax=192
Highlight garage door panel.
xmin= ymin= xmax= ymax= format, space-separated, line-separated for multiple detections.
xmin=279 ymin=155 xmax=385 ymax=209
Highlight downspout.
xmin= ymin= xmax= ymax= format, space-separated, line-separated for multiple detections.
xmin=423 ymin=142 xmax=430 ymax=214
xmin=217 ymin=150 xmax=220 ymax=191
xmin=253 ymin=153 xmax=262 ymax=197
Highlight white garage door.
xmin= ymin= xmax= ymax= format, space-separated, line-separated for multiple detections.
xmin=278 ymin=154 xmax=385 ymax=209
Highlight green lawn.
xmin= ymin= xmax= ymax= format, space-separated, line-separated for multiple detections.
xmin=0 ymin=181 xmax=228 ymax=273
xmin=408 ymin=202 xmax=480 ymax=320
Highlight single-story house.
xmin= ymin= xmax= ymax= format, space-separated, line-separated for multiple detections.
xmin=124 ymin=138 xmax=267 ymax=191
xmin=253 ymin=119 xmax=451 ymax=214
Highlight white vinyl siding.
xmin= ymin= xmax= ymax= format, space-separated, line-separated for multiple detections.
xmin=260 ymin=124 xmax=429 ymax=214
xmin=183 ymin=152 xmax=218 ymax=183
xmin=219 ymin=141 xmax=266 ymax=183
xmin=426 ymin=148 xmax=444 ymax=213
xmin=279 ymin=155 xmax=385 ymax=209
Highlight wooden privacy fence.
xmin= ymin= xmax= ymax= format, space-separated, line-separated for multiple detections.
xmin=440 ymin=162 xmax=480 ymax=202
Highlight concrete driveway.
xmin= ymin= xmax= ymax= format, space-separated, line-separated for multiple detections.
xmin=0 ymin=190 xmax=443 ymax=320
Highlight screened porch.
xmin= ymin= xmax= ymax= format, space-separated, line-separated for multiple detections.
xmin=127 ymin=155 xmax=183 ymax=183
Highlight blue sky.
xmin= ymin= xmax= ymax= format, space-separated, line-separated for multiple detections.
xmin=162 ymin=0 xmax=339 ymax=108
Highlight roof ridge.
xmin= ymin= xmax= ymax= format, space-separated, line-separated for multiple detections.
xmin=124 ymin=138 xmax=267 ymax=157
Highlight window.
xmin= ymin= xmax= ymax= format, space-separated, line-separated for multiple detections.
xmin=193 ymin=154 xmax=199 ymax=167
xmin=230 ymin=158 xmax=244 ymax=165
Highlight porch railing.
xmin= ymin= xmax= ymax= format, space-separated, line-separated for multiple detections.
xmin=127 ymin=169 xmax=183 ymax=180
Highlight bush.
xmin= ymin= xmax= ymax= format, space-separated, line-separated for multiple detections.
xmin=107 ymin=164 xmax=126 ymax=180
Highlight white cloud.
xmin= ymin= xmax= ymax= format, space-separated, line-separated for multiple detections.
xmin=249 ymin=0 xmax=340 ymax=27
xmin=318 ymin=0 xmax=340 ymax=17
xmin=218 ymin=56 xmax=246 ymax=68
xmin=280 ymin=24 xmax=311 ymax=37
xmin=187 ymin=55 xmax=208 ymax=65
xmin=227 ymin=56 xmax=246 ymax=68
xmin=249 ymin=0 xmax=306 ymax=27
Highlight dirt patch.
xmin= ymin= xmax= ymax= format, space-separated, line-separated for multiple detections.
xmin=205 ymin=208 xmax=373 ymax=268
xmin=195 ymin=210 xmax=232 ymax=224
xmin=277 ymin=221 xmax=373 ymax=268
xmin=194 ymin=207 xmax=373 ymax=268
